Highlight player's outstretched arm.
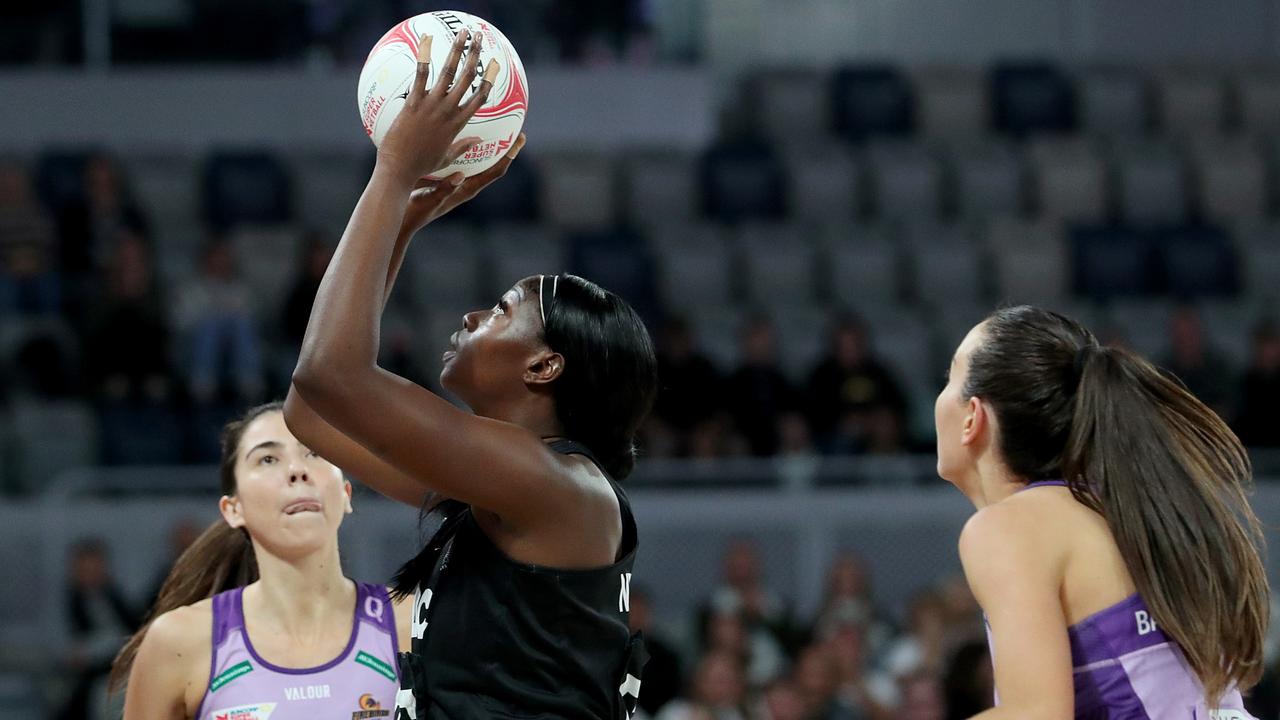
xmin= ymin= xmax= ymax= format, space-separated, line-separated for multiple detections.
xmin=290 ymin=30 xmax=573 ymax=526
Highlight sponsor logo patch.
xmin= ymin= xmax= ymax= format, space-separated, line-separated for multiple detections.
xmin=352 ymin=693 xmax=392 ymax=719
xmin=209 ymin=661 xmax=254 ymax=692
xmin=355 ymin=651 xmax=397 ymax=681
xmin=210 ymin=702 xmax=276 ymax=720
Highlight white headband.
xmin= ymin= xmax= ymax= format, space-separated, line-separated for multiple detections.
xmin=538 ymin=274 xmax=559 ymax=326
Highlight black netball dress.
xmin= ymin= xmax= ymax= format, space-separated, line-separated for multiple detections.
xmin=392 ymin=439 xmax=647 ymax=719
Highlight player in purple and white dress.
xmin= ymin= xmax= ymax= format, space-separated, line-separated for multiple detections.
xmin=934 ymin=306 xmax=1268 ymax=719
xmin=110 ymin=402 xmax=409 ymax=719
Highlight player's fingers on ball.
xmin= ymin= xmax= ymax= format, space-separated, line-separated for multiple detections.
xmin=412 ymin=34 xmax=433 ymax=97
xmin=433 ymin=30 xmax=469 ymax=96
xmin=508 ymin=133 xmax=526 ymax=159
xmin=444 ymin=172 xmax=467 ymax=192
xmin=448 ymin=33 xmax=484 ymax=104
xmin=462 ymin=59 xmax=499 ymax=116
xmin=446 ymin=136 xmax=482 ymax=165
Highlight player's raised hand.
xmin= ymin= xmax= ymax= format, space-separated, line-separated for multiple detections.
xmin=398 ymin=132 xmax=526 ymax=237
xmin=376 ymin=29 xmax=500 ymax=185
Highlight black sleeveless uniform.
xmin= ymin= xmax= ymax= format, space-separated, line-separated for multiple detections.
xmin=392 ymin=440 xmax=647 ymax=719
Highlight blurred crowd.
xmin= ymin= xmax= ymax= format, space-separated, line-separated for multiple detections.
xmin=54 ymin=526 xmax=995 ymax=720
xmin=0 ymin=0 xmax=672 ymax=68
xmin=640 ymin=303 xmax=1280 ymax=460
xmin=628 ymin=541 xmax=994 ymax=720
xmin=54 ymin=527 xmax=1280 ymax=720
xmin=2 ymin=151 xmax=1280 ymax=486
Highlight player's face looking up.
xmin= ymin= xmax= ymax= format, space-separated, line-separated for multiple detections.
xmin=219 ymin=410 xmax=352 ymax=560
xmin=441 ymin=275 xmax=563 ymax=412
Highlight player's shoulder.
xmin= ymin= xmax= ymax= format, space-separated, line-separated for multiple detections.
xmin=960 ymin=490 xmax=1074 ymax=579
xmin=146 ymin=599 xmax=214 ymax=652
xmin=959 ymin=495 xmax=1059 ymax=561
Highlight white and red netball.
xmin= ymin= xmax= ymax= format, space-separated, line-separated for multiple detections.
xmin=358 ymin=11 xmax=529 ymax=178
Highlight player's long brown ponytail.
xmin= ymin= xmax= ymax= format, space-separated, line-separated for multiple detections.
xmin=964 ymin=306 xmax=1269 ymax=707
xmin=107 ymin=402 xmax=279 ymax=692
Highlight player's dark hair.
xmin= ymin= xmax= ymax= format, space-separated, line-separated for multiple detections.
xmin=108 ymin=402 xmax=279 ymax=692
xmin=531 ymin=274 xmax=657 ymax=479
xmin=963 ymin=304 xmax=1269 ymax=705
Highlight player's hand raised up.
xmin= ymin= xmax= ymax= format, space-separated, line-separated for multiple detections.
xmin=376 ymin=29 xmax=499 ymax=186
xmin=398 ymin=132 xmax=526 ymax=237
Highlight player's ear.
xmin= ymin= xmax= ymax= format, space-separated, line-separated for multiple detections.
xmin=525 ymin=350 xmax=564 ymax=386
xmin=219 ymin=495 xmax=245 ymax=529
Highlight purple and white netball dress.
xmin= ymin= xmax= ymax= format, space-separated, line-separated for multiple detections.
xmin=991 ymin=480 xmax=1257 ymax=719
xmin=196 ymin=581 xmax=399 ymax=720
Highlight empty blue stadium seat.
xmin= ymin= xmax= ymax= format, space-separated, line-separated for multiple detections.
xmin=567 ymin=228 xmax=660 ymax=322
xmin=1071 ymin=226 xmax=1155 ymax=299
xmin=699 ymin=142 xmax=787 ymax=222
xmin=99 ymin=402 xmax=184 ymax=465
xmin=34 ymin=149 xmax=91 ymax=211
xmin=1157 ymin=225 xmax=1239 ymax=298
xmin=202 ymin=150 xmax=293 ymax=229
xmin=991 ymin=62 xmax=1076 ymax=136
xmin=831 ymin=66 xmax=914 ymax=142
xmin=447 ymin=150 xmax=540 ymax=224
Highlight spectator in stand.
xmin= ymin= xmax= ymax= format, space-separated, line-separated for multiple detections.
xmin=937 ymin=574 xmax=984 ymax=643
xmin=55 ymin=151 xmax=149 ymax=277
xmin=792 ymin=644 xmax=858 ymax=720
xmin=774 ymin=411 xmax=820 ymax=487
xmin=941 ymin=641 xmax=993 ymax=720
xmin=686 ymin=413 xmax=749 ymax=460
xmin=827 ymin=619 xmax=897 ymax=717
xmin=724 ymin=315 xmax=797 ymax=456
xmin=651 ymin=317 xmax=723 ymax=456
xmin=753 ymin=679 xmax=809 ymax=720
xmin=83 ymin=228 xmax=175 ymax=407
xmin=814 ymin=552 xmax=892 ymax=656
xmin=278 ymin=232 xmax=335 ymax=390
xmin=61 ymin=538 xmax=139 ymax=720
xmin=702 ymin=539 xmax=794 ymax=649
xmin=1234 ymin=319 xmax=1280 ymax=448
xmin=881 ymin=590 xmax=950 ymax=681
xmin=701 ymin=604 xmax=787 ymax=689
xmin=1159 ymin=305 xmax=1235 ymax=419
xmin=804 ymin=315 xmax=908 ymax=455
xmin=175 ymin=236 xmax=265 ymax=404
xmin=0 ymin=156 xmax=61 ymax=314
xmin=143 ymin=517 xmax=202 ymax=607
xmin=545 ymin=0 xmax=654 ymax=63
xmin=281 ymin=232 xmax=334 ymax=347
xmin=629 ymin=584 xmax=684 ymax=717
xmin=655 ymin=650 xmax=748 ymax=720
xmin=896 ymin=672 xmax=946 ymax=720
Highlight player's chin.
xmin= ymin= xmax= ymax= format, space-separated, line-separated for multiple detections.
xmin=439 ymin=359 xmax=462 ymax=396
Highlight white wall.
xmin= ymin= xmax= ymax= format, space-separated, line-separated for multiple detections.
xmin=0 ymin=67 xmax=716 ymax=154
xmin=707 ymin=0 xmax=1280 ymax=67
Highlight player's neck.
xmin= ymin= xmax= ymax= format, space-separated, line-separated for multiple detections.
xmin=478 ymin=395 xmax=562 ymax=439
xmin=967 ymin=456 xmax=1025 ymax=509
xmin=249 ymin=541 xmax=354 ymax=632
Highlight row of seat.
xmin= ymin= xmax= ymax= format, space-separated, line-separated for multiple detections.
xmin=2 ymin=293 xmax=1273 ymax=492
xmin=160 ymin=220 xmax=1280 ymax=325
xmin=747 ymin=64 xmax=1280 ymax=144
xmin=17 ymin=133 xmax=1280 ymax=247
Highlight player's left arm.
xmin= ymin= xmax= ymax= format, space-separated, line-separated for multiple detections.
xmin=960 ymin=504 xmax=1074 ymax=720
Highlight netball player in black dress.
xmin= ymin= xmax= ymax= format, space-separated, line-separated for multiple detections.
xmin=283 ymin=31 xmax=658 ymax=719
